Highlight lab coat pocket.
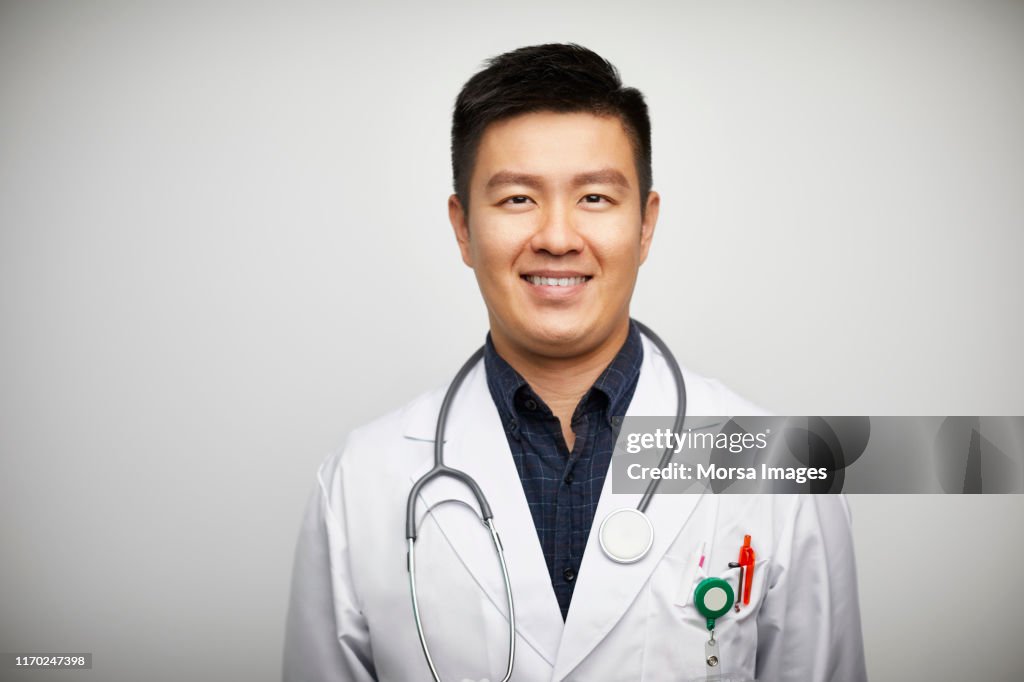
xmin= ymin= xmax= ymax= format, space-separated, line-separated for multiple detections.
xmin=724 ymin=556 xmax=770 ymax=624
xmin=657 ymin=559 xmax=767 ymax=682
xmin=639 ymin=557 xmax=714 ymax=681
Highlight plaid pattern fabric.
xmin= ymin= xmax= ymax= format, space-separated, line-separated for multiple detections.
xmin=483 ymin=321 xmax=643 ymax=620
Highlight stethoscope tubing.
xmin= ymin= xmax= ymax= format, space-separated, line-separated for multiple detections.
xmin=405 ymin=344 xmax=513 ymax=682
xmin=630 ymin=321 xmax=687 ymax=513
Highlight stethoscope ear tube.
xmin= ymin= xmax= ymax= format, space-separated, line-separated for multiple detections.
xmin=407 ymin=345 xmax=513 ymax=679
xmin=407 ymin=520 xmax=516 ymax=682
xmin=406 ymin=465 xmax=493 ymax=540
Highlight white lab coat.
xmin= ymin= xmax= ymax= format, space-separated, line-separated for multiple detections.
xmin=284 ymin=334 xmax=867 ymax=681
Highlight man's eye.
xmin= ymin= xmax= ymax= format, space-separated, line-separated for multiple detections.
xmin=581 ymin=194 xmax=610 ymax=204
xmin=503 ymin=195 xmax=532 ymax=205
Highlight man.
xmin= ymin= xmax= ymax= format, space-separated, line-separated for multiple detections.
xmin=284 ymin=44 xmax=866 ymax=681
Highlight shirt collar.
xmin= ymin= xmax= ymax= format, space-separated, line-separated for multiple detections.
xmin=483 ymin=319 xmax=644 ymax=424
xmin=483 ymin=334 xmax=529 ymax=424
xmin=591 ymin=319 xmax=644 ymax=419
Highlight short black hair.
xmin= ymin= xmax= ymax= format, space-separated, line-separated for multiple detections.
xmin=451 ymin=43 xmax=652 ymax=213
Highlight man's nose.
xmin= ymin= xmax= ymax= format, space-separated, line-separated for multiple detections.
xmin=529 ymin=202 xmax=585 ymax=255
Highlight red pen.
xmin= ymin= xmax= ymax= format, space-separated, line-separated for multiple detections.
xmin=738 ymin=535 xmax=755 ymax=605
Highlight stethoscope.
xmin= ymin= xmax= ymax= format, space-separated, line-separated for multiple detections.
xmin=405 ymin=320 xmax=687 ymax=682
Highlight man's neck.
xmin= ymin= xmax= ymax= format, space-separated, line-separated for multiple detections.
xmin=490 ymin=320 xmax=631 ymax=450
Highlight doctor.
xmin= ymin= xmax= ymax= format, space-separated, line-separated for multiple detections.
xmin=284 ymin=44 xmax=867 ymax=681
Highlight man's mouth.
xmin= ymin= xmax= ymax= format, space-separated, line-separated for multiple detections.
xmin=522 ymin=275 xmax=592 ymax=287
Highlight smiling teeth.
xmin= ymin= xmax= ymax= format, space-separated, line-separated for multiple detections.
xmin=526 ymin=276 xmax=588 ymax=287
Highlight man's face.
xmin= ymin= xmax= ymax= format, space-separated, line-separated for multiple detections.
xmin=449 ymin=111 xmax=659 ymax=360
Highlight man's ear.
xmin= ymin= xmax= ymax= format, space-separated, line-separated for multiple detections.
xmin=448 ymin=194 xmax=474 ymax=268
xmin=639 ymin=190 xmax=660 ymax=265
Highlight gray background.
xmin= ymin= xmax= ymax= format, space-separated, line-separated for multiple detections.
xmin=1 ymin=1 xmax=1022 ymax=680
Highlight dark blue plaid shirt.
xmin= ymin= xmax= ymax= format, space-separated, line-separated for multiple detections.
xmin=483 ymin=321 xmax=643 ymax=620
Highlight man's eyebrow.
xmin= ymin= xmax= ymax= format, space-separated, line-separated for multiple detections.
xmin=484 ymin=168 xmax=631 ymax=191
xmin=484 ymin=171 xmax=544 ymax=191
xmin=572 ymin=169 xmax=631 ymax=189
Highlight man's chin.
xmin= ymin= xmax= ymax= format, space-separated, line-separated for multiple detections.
xmin=528 ymin=332 xmax=588 ymax=358
xmin=515 ymin=318 xmax=615 ymax=360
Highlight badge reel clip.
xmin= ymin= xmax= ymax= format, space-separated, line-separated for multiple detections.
xmin=693 ymin=577 xmax=735 ymax=682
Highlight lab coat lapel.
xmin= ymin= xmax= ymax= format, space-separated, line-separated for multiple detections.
xmin=406 ymin=361 xmax=564 ymax=668
xmin=552 ymin=336 xmax=704 ymax=681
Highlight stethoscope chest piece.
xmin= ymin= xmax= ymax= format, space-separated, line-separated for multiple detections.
xmin=598 ymin=507 xmax=655 ymax=563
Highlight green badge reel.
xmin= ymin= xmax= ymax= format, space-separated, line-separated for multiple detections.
xmin=694 ymin=576 xmax=735 ymax=630
xmin=694 ymin=577 xmax=735 ymax=680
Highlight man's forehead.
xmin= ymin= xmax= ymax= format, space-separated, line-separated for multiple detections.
xmin=477 ymin=110 xmax=632 ymax=145
xmin=472 ymin=111 xmax=638 ymax=185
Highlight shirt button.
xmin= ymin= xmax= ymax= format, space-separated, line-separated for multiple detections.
xmin=523 ymin=398 xmax=538 ymax=411
xmin=562 ymin=567 xmax=576 ymax=583
xmin=564 ymin=472 xmax=574 ymax=484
